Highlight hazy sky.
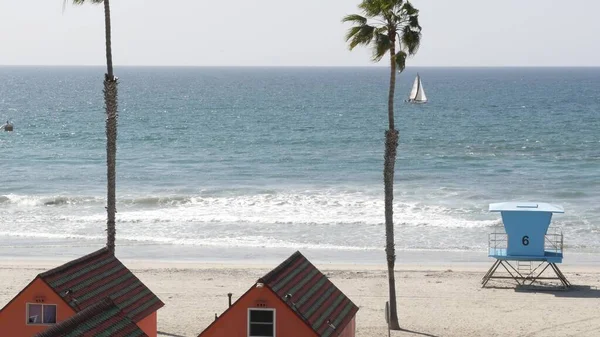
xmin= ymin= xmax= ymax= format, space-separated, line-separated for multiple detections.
xmin=1 ymin=0 xmax=599 ymax=66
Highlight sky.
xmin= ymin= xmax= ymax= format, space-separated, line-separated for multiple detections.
xmin=0 ymin=0 xmax=599 ymax=67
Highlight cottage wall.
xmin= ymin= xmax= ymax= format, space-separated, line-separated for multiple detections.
xmin=336 ymin=316 xmax=356 ymax=337
xmin=0 ymin=277 xmax=75 ymax=337
xmin=199 ymin=286 xmax=317 ymax=337
xmin=137 ymin=310 xmax=158 ymax=337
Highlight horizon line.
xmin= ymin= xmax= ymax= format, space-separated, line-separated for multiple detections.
xmin=1 ymin=64 xmax=599 ymax=68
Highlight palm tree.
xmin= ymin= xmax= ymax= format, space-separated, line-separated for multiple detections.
xmin=70 ymin=0 xmax=118 ymax=254
xmin=343 ymin=0 xmax=421 ymax=330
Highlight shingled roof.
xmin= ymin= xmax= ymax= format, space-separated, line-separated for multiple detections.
xmin=34 ymin=298 xmax=147 ymax=337
xmin=258 ymin=251 xmax=358 ymax=337
xmin=38 ymin=247 xmax=164 ymax=322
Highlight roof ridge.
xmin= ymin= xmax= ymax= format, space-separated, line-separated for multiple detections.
xmin=36 ymin=248 xmax=164 ymax=322
xmin=34 ymin=297 xmax=119 ymax=337
xmin=39 ymin=247 xmax=110 ymax=279
xmin=258 ymin=250 xmax=302 ymax=283
xmin=258 ymin=251 xmax=359 ymax=337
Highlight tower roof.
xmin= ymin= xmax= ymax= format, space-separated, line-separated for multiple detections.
xmin=489 ymin=202 xmax=564 ymax=213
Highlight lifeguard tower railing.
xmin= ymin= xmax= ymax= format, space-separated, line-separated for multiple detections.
xmin=481 ymin=202 xmax=571 ymax=288
xmin=488 ymin=227 xmax=564 ymax=260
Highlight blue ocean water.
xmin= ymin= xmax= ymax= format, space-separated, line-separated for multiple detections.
xmin=0 ymin=66 xmax=599 ymax=262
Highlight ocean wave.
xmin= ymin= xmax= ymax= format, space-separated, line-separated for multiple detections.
xmin=550 ymin=191 xmax=588 ymax=199
xmin=0 ymin=231 xmax=103 ymax=241
xmin=82 ymin=201 xmax=495 ymax=229
xmin=122 ymin=196 xmax=195 ymax=206
xmin=1 ymin=190 xmax=500 ymax=229
xmin=0 ymin=231 xmax=379 ymax=251
xmin=0 ymin=194 xmax=197 ymax=207
xmin=119 ymin=235 xmax=381 ymax=251
xmin=0 ymin=194 xmax=103 ymax=206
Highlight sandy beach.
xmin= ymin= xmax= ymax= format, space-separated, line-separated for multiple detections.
xmin=1 ymin=258 xmax=599 ymax=337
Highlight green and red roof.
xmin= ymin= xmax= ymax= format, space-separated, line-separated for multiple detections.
xmin=38 ymin=247 xmax=164 ymax=323
xmin=259 ymin=251 xmax=359 ymax=337
xmin=34 ymin=298 xmax=147 ymax=337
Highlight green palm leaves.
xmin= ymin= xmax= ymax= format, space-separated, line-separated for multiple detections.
xmin=343 ymin=0 xmax=421 ymax=72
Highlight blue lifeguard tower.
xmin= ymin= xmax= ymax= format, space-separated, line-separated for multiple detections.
xmin=482 ymin=202 xmax=571 ymax=288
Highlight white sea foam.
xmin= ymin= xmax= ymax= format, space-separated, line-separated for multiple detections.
xmin=0 ymin=194 xmax=103 ymax=207
xmin=1 ymin=191 xmax=496 ymax=228
xmin=0 ymin=189 xmax=503 ymax=251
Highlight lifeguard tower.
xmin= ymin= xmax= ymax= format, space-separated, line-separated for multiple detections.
xmin=482 ymin=202 xmax=571 ymax=288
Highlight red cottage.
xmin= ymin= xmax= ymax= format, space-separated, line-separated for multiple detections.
xmin=0 ymin=248 xmax=164 ymax=337
xmin=198 ymin=251 xmax=358 ymax=337
xmin=34 ymin=298 xmax=147 ymax=337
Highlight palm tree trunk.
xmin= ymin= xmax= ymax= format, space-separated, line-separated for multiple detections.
xmin=103 ymin=0 xmax=118 ymax=254
xmin=103 ymin=0 xmax=114 ymax=79
xmin=104 ymin=77 xmax=118 ymax=254
xmin=385 ymin=39 xmax=401 ymax=330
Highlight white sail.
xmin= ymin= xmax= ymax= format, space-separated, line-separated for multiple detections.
xmin=408 ymin=74 xmax=427 ymax=103
xmin=409 ymin=75 xmax=420 ymax=100
xmin=415 ymin=78 xmax=427 ymax=102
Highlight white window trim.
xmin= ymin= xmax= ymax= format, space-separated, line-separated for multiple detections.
xmin=247 ymin=308 xmax=276 ymax=337
xmin=26 ymin=303 xmax=57 ymax=326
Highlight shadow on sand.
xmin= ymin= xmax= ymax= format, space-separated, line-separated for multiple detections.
xmin=398 ymin=327 xmax=441 ymax=337
xmin=158 ymin=331 xmax=187 ymax=337
xmin=514 ymin=284 xmax=600 ymax=298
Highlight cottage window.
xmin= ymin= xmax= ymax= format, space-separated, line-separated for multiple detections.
xmin=27 ymin=303 xmax=57 ymax=325
xmin=248 ymin=308 xmax=275 ymax=337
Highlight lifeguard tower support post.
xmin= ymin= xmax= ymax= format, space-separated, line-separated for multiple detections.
xmin=482 ymin=202 xmax=571 ymax=288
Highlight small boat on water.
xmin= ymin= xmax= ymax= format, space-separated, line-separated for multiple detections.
xmin=1 ymin=121 xmax=13 ymax=131
xmin=406 ymin=73 xmax=427 ymax=104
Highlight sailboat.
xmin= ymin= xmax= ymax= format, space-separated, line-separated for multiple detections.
xmin=407 ymin=73 xmax=427 ymax=104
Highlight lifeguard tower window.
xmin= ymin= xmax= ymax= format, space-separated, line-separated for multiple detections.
xmin=482 ymin=202 xmax=571 ymax=288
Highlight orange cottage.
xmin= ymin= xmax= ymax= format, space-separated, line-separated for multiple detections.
xmin=198 ymin=251 xmax=358 ymax=337
xmin=0 ymin=248 xmax=164 ymax=337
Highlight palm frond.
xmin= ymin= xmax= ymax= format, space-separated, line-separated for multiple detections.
xmin=65 ymin=0 xmax=103 ymax=13
xmin=344 ymin=0 xmax=422 ymax=66
xmin=401 ymin=24 xmax=421 ymax=55
xmin=378 ymin=1 xmax=395 ymax=14
xmin=392 ymin=0 xmax=406 ymax=12
xmin=372 ymin=33 xmax=392 ymax=62
xmin=395 ymin=51 xmax=407 ymax=72
xmin=347 ymin=24 xmax=376 ymax=50
xmin=358 ymin=0 xmax=384 ymax=17
xmin=375 ymin=26 xmax=388 ymax=34
xmin=359 ymin=0 xmax=397 ymax=18
xmin=342 ymin=14 xmax=367 ymax=25
xmin=72 ymin=0 xmax=104 ymax=4
xmin=401 ymin=1 xmax=418 ymax=16
xmin=408 ymin=15 xmax=421 ymax=30
xmin=345 ymin=26 xmax=362 ymax=41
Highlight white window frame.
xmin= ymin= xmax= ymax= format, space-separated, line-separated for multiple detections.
xmin=247 ymin=308 xmax=276 ymax=337
xmin=26 ymin=303 xmax=57 ymax=326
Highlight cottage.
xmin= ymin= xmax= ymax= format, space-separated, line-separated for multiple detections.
xmin=198 ymin=251 xmax=358 ymax=337
xmin=34 ymin=298 xmax=147 ymax=337
xmin=0 ymin=247 xmax=164 ymax=337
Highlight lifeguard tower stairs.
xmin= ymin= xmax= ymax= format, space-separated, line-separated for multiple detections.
xmin=482 ymin=202 xmax=571 ymax=288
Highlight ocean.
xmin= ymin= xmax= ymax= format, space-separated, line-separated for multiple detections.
xmin=0 ymin=66 xmax=599 ymax=264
